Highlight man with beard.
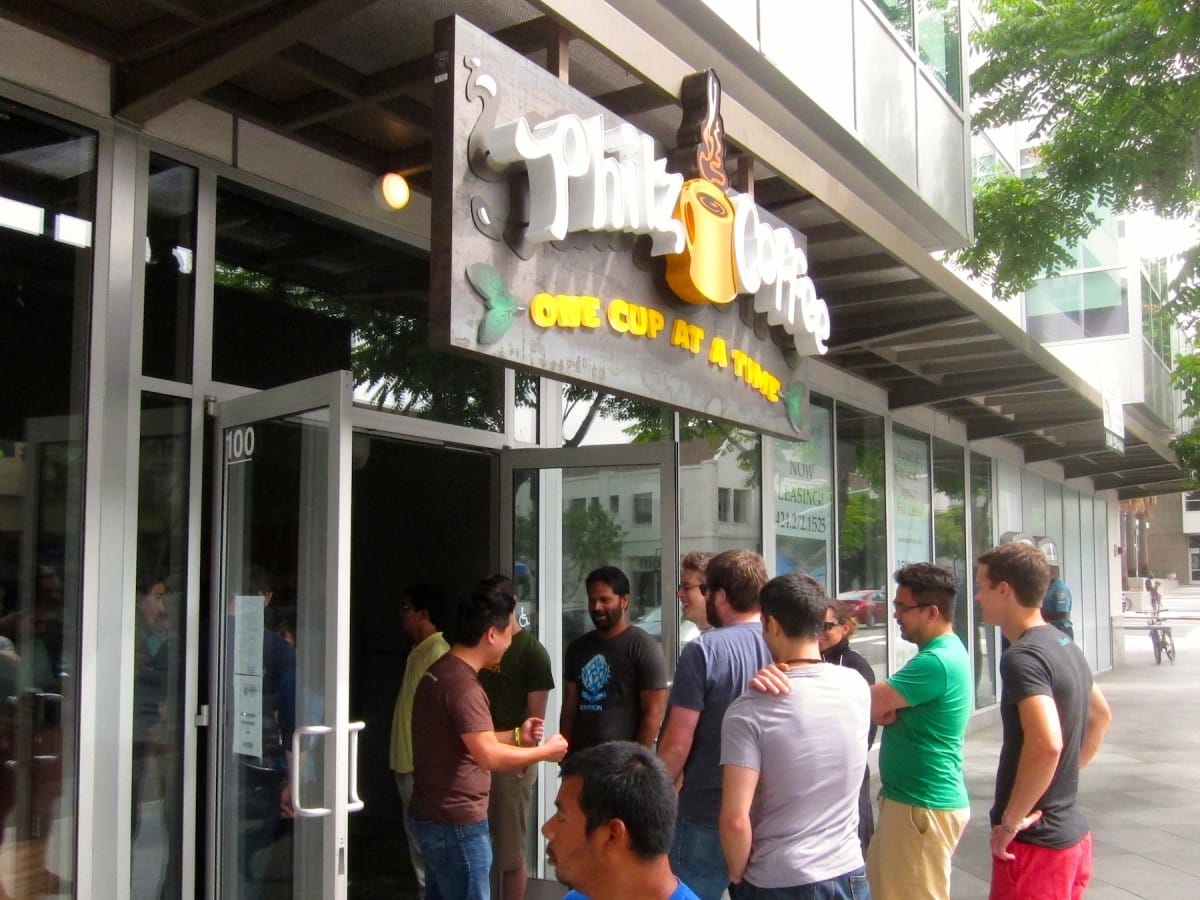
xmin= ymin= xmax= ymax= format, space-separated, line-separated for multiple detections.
xmin=544 ymin=742 xmax=699 ymax=900
xmin=657 ymin=549 xmax=771 ymax=900
xmin=561 ymin=566 xmax=667 ymax=755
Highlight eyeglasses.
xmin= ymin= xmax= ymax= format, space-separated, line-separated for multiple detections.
xmin=822 ymin=621 xmax=840 ymax=631
xmin=892 ymin=601 xmax=935 ymax=613
xmin=398 ymin=602 xmax=413 ymax=612
xmin=678 ymin=582 xmax=707 ymax=594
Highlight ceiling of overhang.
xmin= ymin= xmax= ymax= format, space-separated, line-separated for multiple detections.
xmin=1 ymin=0 xmax=1185 ymax=497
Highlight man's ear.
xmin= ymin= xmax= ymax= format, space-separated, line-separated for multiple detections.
xmin=603 ymin=817 xmax=632 ymax=853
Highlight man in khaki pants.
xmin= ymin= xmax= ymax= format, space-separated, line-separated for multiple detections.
xmin=867 ymin=563 xmax=972 ymax=900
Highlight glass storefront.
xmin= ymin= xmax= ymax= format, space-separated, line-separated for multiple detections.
xmin=0 ymin=97 xmax=95 ymax=896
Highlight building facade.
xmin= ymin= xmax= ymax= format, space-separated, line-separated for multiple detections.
xmin=0 ymin=1 xmax=1180 ymax=898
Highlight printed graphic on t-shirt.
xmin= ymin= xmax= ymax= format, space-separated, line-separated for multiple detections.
xmin=580 ymin=654 xmax=612 ymax=709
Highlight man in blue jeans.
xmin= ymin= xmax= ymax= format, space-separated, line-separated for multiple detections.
xmin=411 ymin=585 xmax=568 ymax=899
xmin=545 ymin=742 xmax=699 ymax=900
xmin=658 ymin=549 xmax=771 ymax=899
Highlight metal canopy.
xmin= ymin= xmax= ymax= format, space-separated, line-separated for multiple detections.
xmin=1 ymin=0 xmax=1184 ymax=496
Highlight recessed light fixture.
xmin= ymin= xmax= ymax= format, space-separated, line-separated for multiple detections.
xmin=375 ymin=173 xmax=411 ymax=211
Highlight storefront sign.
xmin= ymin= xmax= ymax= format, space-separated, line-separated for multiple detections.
xmin=430 ymin=16 xmax=829 ymax=437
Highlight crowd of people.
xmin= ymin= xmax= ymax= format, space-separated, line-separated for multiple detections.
xmin=391 ymin=540 xmax=1112 ymax=900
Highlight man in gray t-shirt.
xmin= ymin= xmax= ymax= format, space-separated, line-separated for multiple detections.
xmin=659 ymin=550 xmax=770 ymax=900
xmin=720 ymin=573 xmax=870 ymax=896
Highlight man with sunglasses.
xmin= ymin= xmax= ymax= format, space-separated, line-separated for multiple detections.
xmin=867 ymin=563 xmax=971 ymax=900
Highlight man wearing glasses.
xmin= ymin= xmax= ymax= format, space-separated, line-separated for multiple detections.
xmin=867 ymin=563 xmax=972 ymax=900
xmin=676 ymin=551 xmax=713 ymax=644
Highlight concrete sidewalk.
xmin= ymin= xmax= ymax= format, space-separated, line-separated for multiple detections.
xmin=950 ymin=619 xmax=1200 ymax=898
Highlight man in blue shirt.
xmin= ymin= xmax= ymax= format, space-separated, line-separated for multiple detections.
xmin=1041 ymin=564 xmax=1074 ymax=640
xmin=545 ymin=742 xmax=699 ymax=900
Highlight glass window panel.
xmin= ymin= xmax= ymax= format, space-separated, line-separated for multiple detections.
xmin=916 ymin=0 xmax=963 ymax=104
xmin=774 ymin=395 xmax=833 ymax=588
xmin=142 ymin=156 xmax=197 ymax=382
xmin=893 ymin=427 xmax=932 ymax=568
xmin=680 ymin=416 xmax=762 ymax=551
xmin=0 ymin=97 xmax=95 ymax=895
xmin=131 ymin=394 xmax=190 ymax=898
xmin=970 ymin=452 xmax=997 ymax=708
xmin=933 ymin=439 xmax=968 ymax=649
xmin=872 ymin=0 xmax=914 ymax=43
xmin=835 ymin=404 xmax=887 ymax=680
xmin=212 ymin=181 xmax=506 ymax=431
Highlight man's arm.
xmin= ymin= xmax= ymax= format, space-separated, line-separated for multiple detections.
xmin=718 ymin=764 xmax=759 ymax=884
xmin=870 ymin=682 xmax=909 ymax=726
xmin=657 ymin=706 xmax=701 ymax=783
xmin=990 ymin=694 xmax=1062 ymax=860
xmin=526 ymin=689 xmax=550 ymax=722
xmin=559 ymin=681 xmax=579 ymax=743
xmin=636 ymin=688 xmax=668 ymax=747
xmin=1079 ymin=684 xmax=1112 ymax=769
xmin=461 ymin=729 xmax=568 ymax=772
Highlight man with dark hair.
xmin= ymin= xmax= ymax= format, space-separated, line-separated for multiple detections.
xmin=720 ymin=573 xmax=870 ymax=897
xmin=976 ymin=542 xmax=1111 ymax=900
xmin=477 ymin=574 xmax=555 ymax=900
xmin=389 ymin=584 xmax=450 ymax=892
xmin=544 ymin=742 xmax=699 ymax=900
xmin=658 ymin=549 xmax=770 ymax=899
xmin=1041 ymin=564 xmax=1075 ymax=640
xmin=677 ymin=551 xmax=714 ymax=642
xmin=561 ymin=566 xmax=667 ymax=754
xmin=867 ymin=562 xmax=971 ymax=900
xmin=412 ymin=586 xmax=568 ymax=900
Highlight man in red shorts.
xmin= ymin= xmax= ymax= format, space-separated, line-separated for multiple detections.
xmin=975 ymin=542 xmax=1113 ymax=900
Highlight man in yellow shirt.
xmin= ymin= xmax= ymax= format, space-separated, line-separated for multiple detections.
xmin=389 ymin=584 xmax=450 ymax=892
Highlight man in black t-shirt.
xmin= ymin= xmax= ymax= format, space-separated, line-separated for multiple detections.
xmin=975 ymin=543 xmax=1112 ymax=900
xmin=560 ymin=566 xmax=667 ymax=754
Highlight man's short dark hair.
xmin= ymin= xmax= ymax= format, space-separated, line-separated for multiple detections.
xmin=586 ymin=565 xmax=630 ymax=597
xmin=403 ymin=583 xmax=447 ymax=631
xmin=477 ymin=573 xmax=516 ymax=601
xmin=759 ymin=573 xmax=827 ymax=640
xmin=894 ymin=563 xmax=957 ymax=621
xmin=452 ymin=585 xmax=514 ymax=648
xmin=977 ymin=543 xmax=1051 ymax=608
xmin=705 ymin=550 xmax=768 ymax=612
xmin=559 ymin=742 xmax=676 ymax=859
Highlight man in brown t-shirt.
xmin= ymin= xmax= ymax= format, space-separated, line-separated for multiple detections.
xmin=412 ymin=585 xmax=568 ymax=899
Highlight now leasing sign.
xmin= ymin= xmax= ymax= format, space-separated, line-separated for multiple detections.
xmin=430 ymin=15 xmax=829 ymax=437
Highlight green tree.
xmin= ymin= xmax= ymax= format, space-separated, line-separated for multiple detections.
xmin=960 ymin=0 xmax=1200 ymax=478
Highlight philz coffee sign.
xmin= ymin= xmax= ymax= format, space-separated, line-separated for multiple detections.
xmin=430 ymin=15 xmax=829 ymax=437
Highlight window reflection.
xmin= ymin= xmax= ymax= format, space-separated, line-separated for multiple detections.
xmin=970 ymin=452 xmax=997 ymax=708
xmin=211 ymin=181 xmax=507 ymax=431
xmin=932 ymin=439 xmax=968 ymax=649
xmin=131 ymin=395 xmax=190 ymax=898
xmin=835 ymin=404 xmax=887 ymax=679
xmin=0 ymin=97 xmax=94 ymax=896
xmin=142 ymin=156 xmax=197 ymax=382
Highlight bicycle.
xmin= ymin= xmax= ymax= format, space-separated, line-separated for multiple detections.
xmin=1148 ymin=610 xmax=1176 ymax=665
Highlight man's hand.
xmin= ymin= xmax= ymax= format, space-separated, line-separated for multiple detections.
xmin=520 ymin=716 xmax=545 ymax=747
xmin=748 ymin=662 xmax=791 ymax=695
xmin=280 ymin=782 xmax=296 ymax=819
xmin=541 ymin=733 xmax=568 ymax=763
xmin=990 ymin=810 xmax=1042 ymax=860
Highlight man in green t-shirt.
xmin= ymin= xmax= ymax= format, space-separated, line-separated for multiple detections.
xmin=868 ymin=563 xmax=971 ymax=900
xmin=478 ymin=574 xmax=555 ymax=900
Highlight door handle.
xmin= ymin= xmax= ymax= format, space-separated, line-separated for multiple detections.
xmin=290 ymin=724 xmax=333 ymax=818
xmin=348 ymin=721 xmax=366 ymax=813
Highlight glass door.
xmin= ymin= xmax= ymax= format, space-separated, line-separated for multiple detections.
xmin=499 ymin=442 xmax=677 ymax=880
xmin=211 ymin=371 xmax=359 ymax=900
